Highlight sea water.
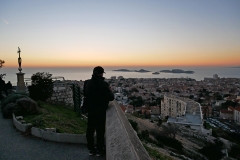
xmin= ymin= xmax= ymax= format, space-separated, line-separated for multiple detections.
xmin=1 ymin=66 xmax=240 ymax=85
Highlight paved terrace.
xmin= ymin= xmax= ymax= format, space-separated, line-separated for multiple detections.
xmin=168 ymin=113 xmax=202 ymax=125
xmin=0 ymin=101 xmax=150 ymax=160
xmin=0 ymin=108 xmax=105 ymax=160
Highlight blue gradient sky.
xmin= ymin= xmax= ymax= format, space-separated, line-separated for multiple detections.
xmin=1 ymin=0 xmax=240 ymax=67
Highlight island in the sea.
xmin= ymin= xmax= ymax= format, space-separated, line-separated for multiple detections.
xmin=152 ymin=72 xmax=160 ymax=75
xmin=160 ymin=69 xmax=194 ymax=74
xmin=113 ymin=69 xmax=151 ymax=73
xmin=135 ymin=69 xmax=151 ymax=73
xmin=113 ymin=69 xmax=131 ymax=72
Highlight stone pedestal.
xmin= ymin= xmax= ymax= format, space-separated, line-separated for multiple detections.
xmin=16 ymin=72 xmax=26 ymax=92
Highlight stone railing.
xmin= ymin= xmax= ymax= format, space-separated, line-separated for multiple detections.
xmin=106 ymin=101 xmax=151 ymax=160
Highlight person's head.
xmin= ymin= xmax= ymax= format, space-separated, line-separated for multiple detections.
xmin=93 ymin=66 xmax=105 ymax=76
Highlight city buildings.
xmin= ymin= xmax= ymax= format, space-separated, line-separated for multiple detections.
xmin=220 ymin=109 xmax=233 ymax=120
xmin=161 ymin=94 xmax=203 ymax=129
xmin=233 ymin=107 xmax=240 ymax=125
xmin=150 ymin=106 xmax=160 ymax=115
xmin=201 ymin=106 xmax=213 ymax=118
xmin=161 ymin=94 xmax=186 ymax=118
xmin=80 ymin=76 xmax=240 ymax=126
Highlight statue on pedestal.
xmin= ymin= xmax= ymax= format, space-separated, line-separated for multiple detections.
xmin=17 ymin=47 xmax=22 ymax=72
xmin=16 ymin=47 xmax=26 ymax=92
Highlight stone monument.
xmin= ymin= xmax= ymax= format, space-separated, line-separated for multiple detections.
xmin=16 ymin=47 xmax=27 ymax=92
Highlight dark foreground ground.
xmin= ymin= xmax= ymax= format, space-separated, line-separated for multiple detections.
xmin=0 ymin=109 xmax=105 ymax=160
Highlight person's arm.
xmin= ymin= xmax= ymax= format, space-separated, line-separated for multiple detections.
xmin=83 ymin=80 xmax=89 ymax=97
xmin=107 ymin=84 xmax=114 ymax=101
xmin=81 ymin=80 xmax=89 ymax=114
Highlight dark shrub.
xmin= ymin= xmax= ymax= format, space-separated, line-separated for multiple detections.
xmin=1 ymin=93 xmax=39 ymax=118
xmin=16 ymin=97 xmax=39 ymax=115
xmin=229 ymin=145 xmax=240 ymax=159
xmin=156 ymin=135 xmax=183 ymax=151
xmin=2 ymin=103 xmax=17 ymax=118
xmin=28 ymin=72 xmax=53 ymax=101
xmin=128 ymin=119 xmax=138 ymax=132
xmin=1 ymin=93 xmax=28 ymax=110
xmin=199 ymin=140 xmax=223 ymax=160
xmin=2 ymin=96 xmax=38 ymax=118
xmin=138 ymin=130 xmax=149 ymax=140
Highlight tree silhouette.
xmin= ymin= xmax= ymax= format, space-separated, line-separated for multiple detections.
xmin=28 ymin=72 xmax=53 ymax=101
xmin=0 ymin=59 xmax=5 ymax=68
xmin=162 ymin=123 xmax=178 ymax=139
xmin=0 ymin=59 xmax=6 ymax=78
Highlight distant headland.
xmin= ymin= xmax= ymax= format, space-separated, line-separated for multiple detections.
xmin=152 ymin=72 xmax=160 ymax=75
xmin=113 ymin=69 xmax=194 ymax=74
xmin=113 ymin=69 xmax=151 ymax=73
xmin=160 ymin=69 xmax=194 ymax=74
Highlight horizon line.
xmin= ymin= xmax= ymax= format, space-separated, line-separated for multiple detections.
xmin=3 ymin=65 xmax=240 ymax=68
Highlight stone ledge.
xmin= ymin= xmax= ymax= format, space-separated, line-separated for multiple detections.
xmin=106 ymin=101 xmax=151 ymax=160
xmin=31 ymin=127 xmax=87 ymax=144
xmin=12 ymin=113 xmax=87 ymax=144
xmin=12 ymin=113 xmax=30 ymax=132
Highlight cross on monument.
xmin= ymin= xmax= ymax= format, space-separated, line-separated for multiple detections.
xmin=17 ymin=47 xmax=21 ymax=58
xmin=16 ymin=46 xmax=26 ymax=92
xmin=17 ymin=47 xmax=22 ymax=72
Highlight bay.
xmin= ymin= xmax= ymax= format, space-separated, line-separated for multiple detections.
xmin=1 ymin=66 xmax=240 ymax=86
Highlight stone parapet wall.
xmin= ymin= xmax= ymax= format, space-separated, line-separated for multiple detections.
xmin=106 ymin=101 xmax=151 ymax=160
xmin=12 ymin=113 xmax=32 ymax=132
xmin=31 ymin=127 xmax=86 ymax=144
xmin=47 ymin=85 xmax=74 ymax=106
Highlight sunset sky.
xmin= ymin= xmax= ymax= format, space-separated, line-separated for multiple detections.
xmin=1 ymin=0 xmax=240 ymax=67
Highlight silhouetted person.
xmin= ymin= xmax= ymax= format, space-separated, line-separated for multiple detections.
xmin=6 ymin=81 xmax=13 ymax=95
xmin=84 ymin=66 xmax=114 ymax=156
xmin=0 ymin=77 xmax=7 ymax=98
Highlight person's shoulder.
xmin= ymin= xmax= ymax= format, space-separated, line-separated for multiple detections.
xmin=102 ymin=80 xmax=110 ymax=87
xmin=84 ymin=79 xmax=90 ymax=84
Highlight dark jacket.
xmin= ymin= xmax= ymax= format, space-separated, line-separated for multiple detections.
xmin=85 ymin=75 xmax=114 ymax=113
xmin=0 ymin=79 xmax=6 ymax=91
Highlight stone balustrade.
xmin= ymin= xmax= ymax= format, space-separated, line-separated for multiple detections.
xmin=106 ymin=101 xmax=151 ymax=160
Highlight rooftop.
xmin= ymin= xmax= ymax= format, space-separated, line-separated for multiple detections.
xmin=168 ymin=113 xmax=202 ymax=125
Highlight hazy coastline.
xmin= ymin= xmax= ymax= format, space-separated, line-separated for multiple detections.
xmin=1 ymin=66 xmax=240 ymax=85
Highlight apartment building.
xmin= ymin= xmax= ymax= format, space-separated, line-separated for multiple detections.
xmin=234 ymin=107 xmax=240 ymax=125
xmin=161 ymin=94 xmax=186 ymax=118
xmin=161 ymin=94 xmax=203 ymax=129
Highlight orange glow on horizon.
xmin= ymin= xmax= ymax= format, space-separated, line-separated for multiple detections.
xmin=1 ymin=1 xmax=240 ymax=72
xmin=3 ymin=50 xmax=240 ymax=68
xmin=4 ymin=61 xmax=240 ymax=68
